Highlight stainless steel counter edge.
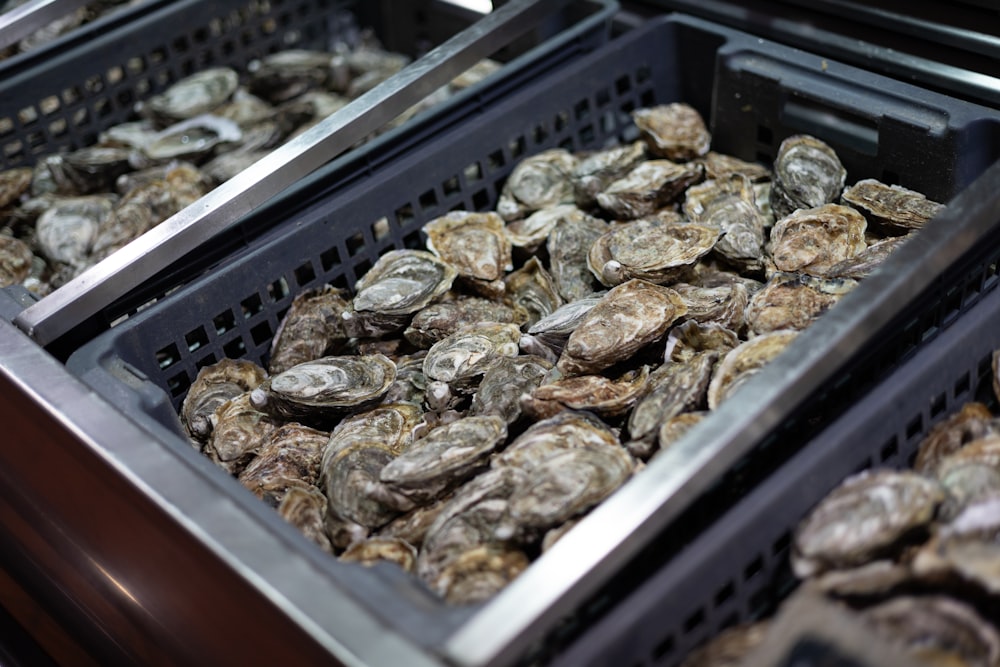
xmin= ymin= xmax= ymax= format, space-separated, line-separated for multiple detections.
xmin=445 ymin=161 xmax=1000 ymax=666
xmin=0 ymin=319 xmax=444 ymax=667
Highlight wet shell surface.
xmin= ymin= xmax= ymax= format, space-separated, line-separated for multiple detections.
xmin=769 ymin=204 xmax=867 ymax=276
xmin=595 ymin=159 xmax=703 ymax=219
xmin=181 ymin=358 xmax=268 ymax=444
xmin=745 ymin=273 xmax=858 ymax=336
xmin=143 ymin=67 xmax=240 ymax=122
xmin=588 ymin=218 xmax=719 ymax=286
xmin=842 ymin=178 xmax=945 ymax=233
xmin=422 ymin=322 xmax=522 ymax=390
xmin=268 ymin=286 xmax=350 ymax=375
xmin=706 ymin=330 xmax=798 ymax=408
xmin=237 ymin=423 xmax=329 ymax=505
xmin=770 ymin=134 xmax=847 ymax=218
xmin=424 ymin=211 xmax=512 ymax=293
xmin=632 ymin=103 xmax=711 ymax=161
xmin=497 ymin=149 xmax=577 ymax=221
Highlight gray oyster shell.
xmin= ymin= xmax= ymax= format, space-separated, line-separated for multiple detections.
xmin=380 ymin=415 xmax=508 ymax=504
xmin=791 ymin=469 xmax=945 ymax=577
xmin=237 ymin=423 xmax=328 ymax=505
xmin=142 ymin=114 xmax=243 ymax=162
xmin=770 ymin=134 xmax=847 ymax=218
xmin=654 ymin=411 xmax=709 ymax=460
xmin=495 ymin=410 xmax=620 ymax=472
xmin=632 ymin=104 xmax=711 ymax=161
xmin=707 ymin=329 xmax=798 ymax=409
xmin=912 ymin=496 xmax=1000 ymax=595
xmin=671 ymin=282 xmax=749 ymax=333
xmin=547 ymin=209 xmax=609 ymax=302
xmin=322 ymin=441 xmax=412 ymax=529
xmin=49 ymin=146 xmax=133 ymax=195
xmin=342 ymin=249 xmax=457 ymax=338
xmin=432 ymin=546 xmax=530 ymax=605
xmin=558 ymin=279 xmax=688 ymax=376
xmin=697 ymin=151 xmax=771 ymax=183
xmin=277 ymin=484 xmax=333 ymax=554
xmin=181 ymin=358 xmax=268 ymax=444
xmin=933 ymin=435 xmax=1000 ymax=519
xmin=521 ymin=366 xmax=650 ymax=421
xmin=683 ymin=174 xmax=766 ymax=272
xmin=521 ymin=293 xmax=605 ymax=361
xmin=35 ymin=194 xmax=116 ymax=270
xmin=339 ymin=537 xmax=418 ymax=573
xmin=913 ymin=402 xmax=999 ymax=475
xmin=0 ymin=167 xmax=32 ymax=208
xmin=404 ymin=296 xmax=521 ymax=349
xmin=268 ymin=286 xmax=350 ymax=375
xmin=424 ymin=211 xmax=512 ymax=297
xmin=769 ymin=204 xmax=868 ymax=276
xmin=504 ymin=203 xmax=580 ymax=253
xmin=588 ymin=219 xmax=719 ymax=287
xmin=572 ymin=141 xmax=647 ymax=208
xmin=422 ymin=322 xmax=522 ymax=391
xmin=249 ymin=354 xmax=396 ymax=422
xmin=504 ymin=256 xmax=562 ymax=328
xmin=626 ymin=353 xmax=716 ymax=454
xmin=248 ymin=50 xmax=334 ymax=104
xmin=206 ymin=392 xmax=280 ymax=474
xmin=141 ymin=67 xmax=240 ymax=122
xmin=824 ymin=234 xmax=910 ymax=280
xmin=665 ymin=320 xmax=740 ymax=362
xmin=469 ymin=355 xmax=553 ymax=425
xmin=745 ymin=272 xmax=858 ymax=336
xmin=497 ymin=149 xmax=577 ymax=221
xmin=842 ymin=178 xmax=945 ymax=233
xmin=595 ymin=159 xmax=703 ymax=220
xmin=0 ymin=235 xmax=33 ymax=287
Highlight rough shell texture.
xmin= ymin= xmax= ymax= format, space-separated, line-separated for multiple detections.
xmin=522 ymin=366 xmax=650 ymax=421
xmin=422 ymin=322 xmax=522 ymax=390
xmin=769 ymin=204 xmax=867 ymax=276
xmin=497 ymin=149 xmax=577 ymax=221
xmin=268 ymin=286 xmax=350 ymax=375
xmin=572 ymin=141 xmax=647 ymax=208
xmin=684 ymin=174 xmax=766 ymax=271
xmin=206 ymin=392 xmax=279 ymax=474
xmin=595 ymin=159 xmax=704 ymax=220
xmin=791 ymin=469 xmax=945 ymax=577
xmin=558 ymin=279 xmax=688 ymax=375
xmin=339 ymin=537 xmax=418 ymax=573
xmin=504 ymin=256 xmax=562 ymax=328
xmin=237 ymin=423 xmax=329 ymax=505
xmin=144 ymin=67 xmax=240 ymax=121
xmin=632 ymin=104 xmax=711 ymax=161
xmin=913 ymin=403 xmax=999 ymax=474
xmin=424 ymin=211 xmax=512 ymax=287
xmin=653 ymin=411 xmax=708 ymax=460
xmin=770 ymin=134 xmax=847 ymax=218
xmin=495 ymin=410 xmax=620 ymax=472
xmin=404 ymin=296 xmax=521 ymax=348
xmin=277 ymin=484 xmax=333 ymax=554
xmin=588 ymin=219 xmax=718 ymax=287
xmin=842 ymin=178 xmax=945 ymax=233
xmin=707 ymin=330 xmax=798 ymax=409
xmin=627 ymin=353 xmax=716 ymax=449
xmin=0 ymin=235 xmax=33 ymax=287
xmin=745 ymin=273 xmax=857 ymax=336
xmin=547 ymin=209 xmax=609 ymax=302
xmin=181 ymin=359 xmax=268 ymax=444
xmin=469 ymin=355 xmax=552 ymax=425
xmin=823 ymin=234 xmax=910 ymax=280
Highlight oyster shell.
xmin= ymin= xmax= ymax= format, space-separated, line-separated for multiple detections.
xmin=595 ymin=160 xmax=703 ymax=219
xmin=632 ymin=103 xmax=711 ymax=161
xmin=913 ymin=403 xmax=999 ymax=475
xmin=824 ymin=234 xmax=910 ymax=280
xmin=432 ymin=545 xmax=530 ymax=605
xmin=654 ymin=411 xmax=708 ymax=459
xmin=495 ymin=410 xmax=620 ymax=472
xmin=277 ymin=484 xmax=333 ymax=554
xmin=697 ymin=151 xmax=771 ymax=183
xmin=770 ymin=134 xmax=847 ymax=218
xmin=206 ymin=392 xmax=280 ymax=474
xmin=707 ymin=330 xmax=799 ymax=409
xmin=521 ymin=366 xmax=650 ymax=421
xmin=249 ymin=354 xmax=396 ymax=423
xmin=0 ymin=167 xmax=32 ymax=208
xmin=684 ymin=174 xmax=766 ymax=272
xmin=268 ymin=286 xmax=350 ymax=375
xmin=558 ymin=279 xmax=688 ymax=376
xmin=141 ymin=67 xmax=240 ymax=122
xmin=671 ymin=282 xmax=749 ymax=333
xmin=588 ymin=219 xmax=718 ymax=287
xmin=547 ymin=208 xmax=609 ymax=302
xmin=912 ymin=496 xmax=1000 ymax=596
xmin=861 ymin=596 xmax=1000 ymax=667
xmin=339 ymin=537 xmax=418 ymax=573
xmin=497 ymin=149 xmax=577 ymax=221
xmin=811 ymin=559 xmax=913 ymax=598
xmin=842 ymin=178 xmax=945 ymax=233
xmin=626 ymin=353 xmax=716 ymax=452
xmin=469 ymin=355 xmax=552 ymax=425
xmin=572 ymin=140 xmax=647 ymax=207
xmin=495 ymin=443 xmax=634 ymax=541
xmin=404 ymin=296 xmax=521 ymax=348
xmin=181 ymin=358 xmax=268 ymax=445
xmin=142 ymin=115 xmax=243 ymax=162
xmin=745 ymin=272 xmax=858 ymax=336
xmin=424 ymin=211 xmax=512 ymax=297
xmin=503 ymin=256 xmax=562 ymax=328
xmin=0 ymin=234 xmax=32 ymax=287
xmin=380 ymin=354 xmax=428 ymax=407
xmin=521 ymin=294 xmax=605 ymax=362
xmin=679 ymin=622 xmax=769 ymax=667
xmin=504 ymin=203 xmax=577 ymax=253
xmin=422 ymin=322 xmax=522 ymax=391
xmin=237 ymin=423 xmax=329 ymax=505
xmin=323 ymin=441 xmax=412 ymax=529
xmin=248 ymin=50 xmax=333 ymax=104
xmin=934 ymin=435 xmax=1000 ymax=519
xmin=377 ymin=496 xmax=452 ymax=549
xmin=48 ymin=147 xmax=132 ymax=195
xmin=769 ymin=204 xmax=868 ymax=276
xmin=380 ymin=415 xmax=508 ymax=504
xmin=791 ymin=469 xmax=945 ymax=577
xmin=665 ymin=320 xmax=740 ymax=362
xmin=342 ymin=249 xmax=457 ymax=338
xmin=35 ymin=195 xmax=114 ymax=269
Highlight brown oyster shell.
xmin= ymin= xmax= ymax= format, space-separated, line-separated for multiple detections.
xmin=707 ymin=330 xmax=798 ymax=409
xmin=842 ymin=178 xmax=945 ymax=233
xmin=770 ymin=134 xmax=847 ymax=218
xmin=632 ymin=103 xmax=711 ymax=161
xmin=496 ymin=149 xmax=577 ymax=221
xmin=595 ymin=159 xmax=703 ymax=219
xmin=268 ymin=286 xmax=350 ymax=375
xmin=769 ymin=204 xmax=867 ymax=276
xmin=588 ymin=219 xmax=719 ymax=287
xmin=181 ymin=358 xmax=268 ymax=444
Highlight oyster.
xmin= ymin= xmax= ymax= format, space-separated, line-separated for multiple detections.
xmin=671 ymin=282 xmax=749 ymax=333
xmin=494 ymin=444 xmax=634 ymax=541
xmin=380 ymin=415 xmax=508 ymax=505
xmin=99 ymin=120 xmax=159 ymax=153
xmin=654 ymin=411 xmax=708 ymax=459
xmin=342 ymin=249 xmax=457 ymax=338
xmin=322 ymin=403 xmax=425 ymax=463
xmin=572 ymin=140 xmax=647 ymax=207
xmin=504 ymin=203 xmax=581 ymax=253
xmin=934 ymin=435 xmax=1000 ymax=518
xmin=249 ymin=354 xmax=396 ymax=423
xmin=237 ymin=423 xmax=328 ymax=505
xmin=141 ymin=67 xmax=240 ymax=122
xmin=424 ymin=211 xmax=512 ymax=297
xmin=547 ymin=209 xmax=609 ymax=302
xmin=811 ymin=559 xmax=913 ymax=598
xmin=520 ymin=294 xmax=605 ymax=362
xmin=432 ymin=545 xmax=530 ymax=605
xmin=422 ymin=322 xmax=522 ymax=391
xmin=503 ymin=256 xmax=562 ymax=328
xmin=558 ymin=279 xmax=688 ymax=375
xmin=824 ymin=234 xmax=911 ymax=280
xmin=278 ymin=484 xmax=333 ymax=554
xmin=791 ymin=469 xmax=945 ymax=577
xmin=588 ymin=219 xmax=718 ymax=286
xmin=268 ymin=286 xmax=350 ymax=375
xmin=248 ymin=50 xmax=333 ymax=104
xmin=912 ymin=496 xmax=1000 ymax=595
xmin=404 ymin=296 xmax=521 ymax=349
xmin=469 ymin=355 xmax=552 ymax=425
xmin=664 ymin=321 xmax=740 ymax=362
xmin=770 ymin=134 xmax=847 ymax=218
xmin=180 ymin=358 xmax=268 ymax=445
xmin=142 ymin=115 xmax=243 ymax=162
xmin=684 ymin=174 xmax=766 ymax=272
xmin=496 ymin=149 xmax=577 ymax=221
xmin=632 ymin=103 xmax=711 ymax=161
xmin=913 ymin=403 xmax=999 ymax=475
xmin=380 ymin=354 xmax=428 ymax=407
xmin=0 ymin=167 xmax=32 ymax=208
xmin=521 ymin=366 xmax=650 ymax=421
xmin=626 ymin=354 xmax=716 ymax=452
xmin=769 ymin=204 xmax=868 ymax=276
xmin=697 ymin=151 xmax=771 ymax=183
xmin=745 ymin=272 xmax=858 ymax=336
xmin=707 ymin=330 xmax=799 ymax=409
xmin=339 ymin=537 xmax=418 ymax=573
xmin=0 ymin=235 xmax=32 ymax=287
xmin=861 ymin=596 xmax=1000 ymax=667
xmin=323 ymin=440 xmax=412 ymax=528
xmin=48 ymin=147 xmax=132 ymax=195
xmin=495 ymin=410 xmax=620 ymax=472
xmin=213 ymin=89 xmax=277 ymax=129
xmin=678 ymin=622 xmax=770 ymax=667
xmin=377 ymin=496 xmax=452 ymax=549
xmin=595 ymin=160 xmax=703 ymax=219
xmin=206 ymin=392 xmax=280 ymax=474
xmin=35 ymin=195 xmax=114 ymax=269
xmin=842 ymin=178 xmax=945 ymax=233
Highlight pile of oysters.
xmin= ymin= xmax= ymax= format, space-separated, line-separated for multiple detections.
xmin=0 ymin=30 xmax=499 ymax=295
xmin=682 ymin=367 xmax=1000 ymax=667
xmin=178 ymin=102 xmax=945 ymax=604
xmin=0 ymin=0 xmax=142 ymax=59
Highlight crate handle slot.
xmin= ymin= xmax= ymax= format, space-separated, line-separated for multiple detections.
xmin=782 ymin=95 xmax=879 ymax=156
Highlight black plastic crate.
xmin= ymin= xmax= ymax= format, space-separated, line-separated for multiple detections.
xmin=0 ymin=0 xmax=613 ymax=168
xmin=551 ymin=201 xmax=1000 ymax=667
xmin=62 ymin=14 xmax=1000 ymax=666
